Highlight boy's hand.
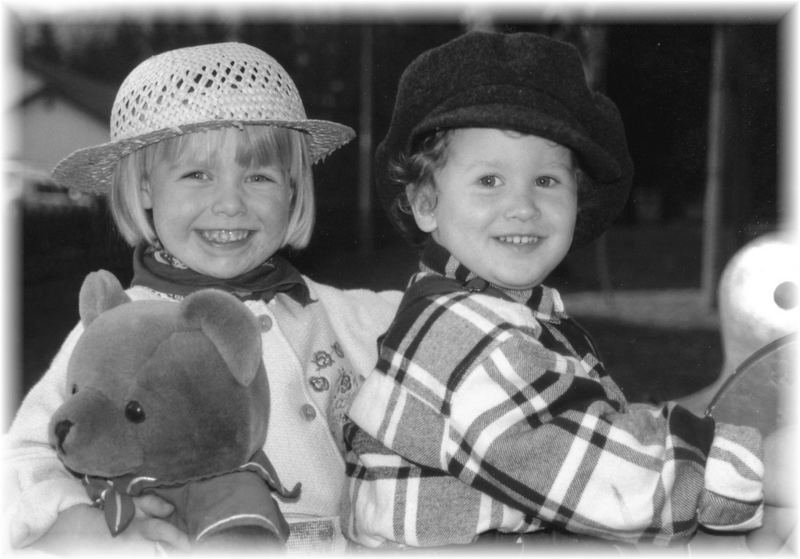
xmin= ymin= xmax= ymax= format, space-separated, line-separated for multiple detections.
xmin=747 ymin=426 xmax=797 ymax=553
xmin=747 ymin=504 xmax=796 ymax=553
xmin=762 ymin=426 xmax=797 ymax=507
xmin=31 ymin=498 xmax=191 ymax=555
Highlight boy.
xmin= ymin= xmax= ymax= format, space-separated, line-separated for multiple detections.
xmin=342 ymin=31 xmax=792 ymax=550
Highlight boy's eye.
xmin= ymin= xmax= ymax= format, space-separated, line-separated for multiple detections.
xmin=535 ymin=176 xmax=557 ymax=188
xmin=478 ymin=175 xmax=500 ymax=188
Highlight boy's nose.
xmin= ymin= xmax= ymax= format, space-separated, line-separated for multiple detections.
xmin=504 ymin=191 xmax=541 ymax=221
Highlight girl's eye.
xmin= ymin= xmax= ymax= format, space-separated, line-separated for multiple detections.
xmin=478 ymin=175 xmax=500 ymax=188
xmin=248 ymin=174 xmax=278 ymax=183
xmin=182 ymin=170 xmax=208 ymax=180
xmin=535 ymin=176 xmax=557 ymax=188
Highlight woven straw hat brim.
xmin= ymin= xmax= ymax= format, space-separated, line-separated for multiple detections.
xmin=52 ymin=119 xmax=355 ymax=194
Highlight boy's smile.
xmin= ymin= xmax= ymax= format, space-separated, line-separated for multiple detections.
xmin=142 ymin=136 xmax=293 ymax=279
xmin=411 ymin=128 xmax=578 ymax=290
xmin=496 ymin=235 xmax=539 ymax=246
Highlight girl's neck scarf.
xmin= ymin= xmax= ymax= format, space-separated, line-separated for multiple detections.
xmin=130 ymin=243 xmax=313 ymax=306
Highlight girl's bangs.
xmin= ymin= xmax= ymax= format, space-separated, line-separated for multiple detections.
xmin=149 ymin=126 xmax=297 ymax=170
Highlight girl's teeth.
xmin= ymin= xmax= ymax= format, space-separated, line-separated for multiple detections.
xmin=201 ymin=230 xmax=250 ymax=243
xmin=499 ymin=235 xmax=538 ymax=245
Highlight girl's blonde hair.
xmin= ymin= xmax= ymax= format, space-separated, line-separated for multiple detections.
xmin=109 ymin=125 xmax=315 ymax=250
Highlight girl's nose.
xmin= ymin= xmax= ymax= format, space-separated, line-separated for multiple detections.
xmin=212 ymin=180 xmax=247 ymax=216
xmin=503 ymin=189 xmax=541 ymax=221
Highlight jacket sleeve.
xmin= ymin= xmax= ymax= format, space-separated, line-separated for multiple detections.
xmin=349 ymin=333 xmax=764 ymax=545
xmin=3 ymin=322 xmax=92 ymax=549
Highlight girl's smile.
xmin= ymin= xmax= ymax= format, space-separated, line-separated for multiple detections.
xmin=197 ymin=229 xmax=255 ymax=245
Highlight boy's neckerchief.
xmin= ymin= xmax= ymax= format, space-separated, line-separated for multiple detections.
xmin=130 ymin=244 xmax=313 ymax=306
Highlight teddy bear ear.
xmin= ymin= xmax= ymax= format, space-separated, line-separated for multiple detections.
xmin=78 ymin=270 xmax=132 ymax=327
xmin=179 ymin=290 xmax=262 ymax=386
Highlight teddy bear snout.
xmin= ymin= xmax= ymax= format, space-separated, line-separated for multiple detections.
xmin=54 ymin=419 xmax=73 ymax=452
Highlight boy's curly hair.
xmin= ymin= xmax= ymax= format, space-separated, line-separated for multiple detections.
xmin=386 ymin=129 xmax=452 ymax=246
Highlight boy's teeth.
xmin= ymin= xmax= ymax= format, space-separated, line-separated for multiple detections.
xmin=201 ymin=230 xmax=250 ymax=243
xmin=498 ymin=235 xmax=538 ymax=245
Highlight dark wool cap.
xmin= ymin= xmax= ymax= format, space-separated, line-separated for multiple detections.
xmin=376 ymin=30 xmax=634 ymax=248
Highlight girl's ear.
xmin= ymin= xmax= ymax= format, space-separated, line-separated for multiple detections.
xmin=406 ymin=183 xmax=437 ymax=233
xmin=140 ymin=179 xmax=154 ymax=209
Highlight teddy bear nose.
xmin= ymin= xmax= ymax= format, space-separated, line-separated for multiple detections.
xmin=54 ymin=419 xmax=74 ymax=450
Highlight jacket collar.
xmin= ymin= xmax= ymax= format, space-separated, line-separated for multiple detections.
xmin=416 ymin=240 xmax=567 ymax=322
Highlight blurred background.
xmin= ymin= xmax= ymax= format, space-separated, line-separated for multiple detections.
xmin=4 ymin=3 xmax=793 ymax=421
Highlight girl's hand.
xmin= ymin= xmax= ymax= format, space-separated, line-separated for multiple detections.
xmin=132 ymin=494 xmax=192 ymax=551
xmin=32 ymin=499 xmax=191 ymax=555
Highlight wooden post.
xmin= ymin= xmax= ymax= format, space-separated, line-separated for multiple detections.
xmin=579 ymin=26 xmax=614 ymax=300
xmin=701 ymin=26 xmax=728 ymax=308
xmin=357 ymin=25 xmax=374 ymax=255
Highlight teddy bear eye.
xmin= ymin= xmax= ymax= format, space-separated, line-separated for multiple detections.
xmin=125 ymin=401 xmax=146 ymax=423
xmin=71 ymin=384 xmax=78 ymax=395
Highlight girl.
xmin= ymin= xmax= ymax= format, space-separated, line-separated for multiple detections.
xmin=4 ymin=42 xmax=401 ymax=554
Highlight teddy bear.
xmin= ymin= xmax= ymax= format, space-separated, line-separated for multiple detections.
xmin=48 ymin=269 xmax=300 ymax=549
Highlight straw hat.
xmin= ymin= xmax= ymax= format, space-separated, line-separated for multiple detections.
xmin=53 ymin=42 xmax=355 ymax=194
xmin=376 ymin=31 xmax=633 ymax=249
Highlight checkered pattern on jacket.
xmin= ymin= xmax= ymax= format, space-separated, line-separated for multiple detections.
xmin=343 ymin=243 xmax=763 ymax=549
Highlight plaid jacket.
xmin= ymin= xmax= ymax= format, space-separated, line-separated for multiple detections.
xmin=343 ymin=243 xmax=763 ymax=548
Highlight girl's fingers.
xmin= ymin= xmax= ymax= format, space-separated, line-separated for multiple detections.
xmin=134 ymin=494 xmax=175 ymax=518
xmin=138 ymin=517 xmax=192 ymax=552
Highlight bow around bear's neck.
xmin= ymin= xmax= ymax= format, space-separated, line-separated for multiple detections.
xmin=83 ymin=449 xmax=301 ymax=536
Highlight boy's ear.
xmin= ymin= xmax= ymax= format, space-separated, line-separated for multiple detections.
xmin=405 ymin=184 xmax=437 ymax=233
xmin=140 ymin=179 xmax=153 ymax=209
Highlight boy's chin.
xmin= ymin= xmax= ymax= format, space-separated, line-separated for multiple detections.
xmin=491 ymin=278 xmax=542 ymax=292
xmin=490 ymin=269 xmax=549 ymax=291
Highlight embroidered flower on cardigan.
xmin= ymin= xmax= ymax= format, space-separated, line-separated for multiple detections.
xmin=338 ymin=370 xmax=352 ymax=393
xmin=309 ymin=376 xmax=330 ymax=392
xmin=312 ymin=350 xmax=334 ymax=370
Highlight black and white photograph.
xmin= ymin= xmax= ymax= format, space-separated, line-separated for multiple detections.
xmin=2 ymin=0 xmax=797 ymax=555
